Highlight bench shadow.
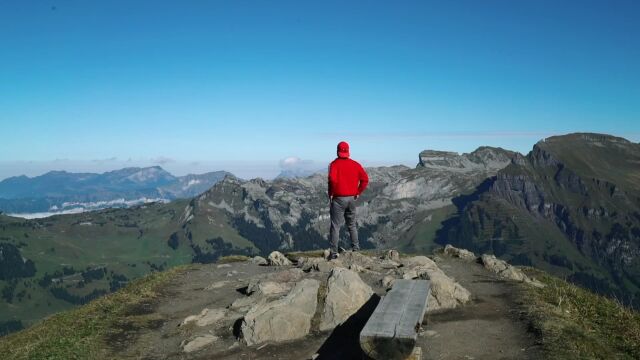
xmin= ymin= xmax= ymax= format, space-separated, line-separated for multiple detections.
xmin=314 ymin=294 xmax=380 ymax=360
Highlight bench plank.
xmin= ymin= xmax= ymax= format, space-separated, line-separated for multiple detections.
xmin=360 ymin=279 xmax=430 ymax=360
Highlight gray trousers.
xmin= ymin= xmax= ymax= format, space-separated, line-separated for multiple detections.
xmin=329 ymin=196 xmax=359 ymax=252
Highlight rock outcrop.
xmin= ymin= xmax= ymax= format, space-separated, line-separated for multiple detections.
xmin=443 ymin=244 xmax=477 ymax=261
xmin=418 ymin=147 xmax=517 ymax=172
xmin=480 ymin=254 xmax=544 ymax=287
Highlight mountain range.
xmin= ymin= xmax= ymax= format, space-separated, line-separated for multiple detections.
xmin=0 ymin=167 xmax=231 ymax=215
xmin=0 ymin=132 xmax=638 ymax=336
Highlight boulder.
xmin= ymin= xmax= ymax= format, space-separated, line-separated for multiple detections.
xmin=241 ymin=279 xmax=320 ymax=345
xmin=181 ymin=308 xmax=227 ymax=327
xmin=250 ymin=256 xmax=268 ymax=265
xmin=480 ymin=254 xmax=526 ymax=281
xmin=268 ymin=251 xmax=292 ymax=266
xmin=401 ymin=259 xmax=471 ymax=312
xmin=421 ymin=271 xmax=471 ymax=311
xmin=443 ymin=245 xmax=477 ymax=261
xmin=319 ymin=268 xmax=373 ymax=331
xmin=183 ymin=334 xmax=218 ymax=353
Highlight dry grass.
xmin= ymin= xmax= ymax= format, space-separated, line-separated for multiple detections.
xmin=0 ymin=265 xmax=191 ymax=360
xmin=519 ymin=267 xmax=640 ymax=359
xmin=217 ymin=255 xmax=251 ymax=263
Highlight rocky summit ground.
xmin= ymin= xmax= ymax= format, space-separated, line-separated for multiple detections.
xmin=106 ymin=248 xmax=543 ymax=360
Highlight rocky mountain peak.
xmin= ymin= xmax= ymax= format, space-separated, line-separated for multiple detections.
xmin=541 ymin=132 xmax=632 ymax=146
xmin=418 ymin=146 xmax=518 ymax=172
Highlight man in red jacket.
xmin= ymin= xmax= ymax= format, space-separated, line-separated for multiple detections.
xmin=327 ymin=141 xmax=369 ymax=259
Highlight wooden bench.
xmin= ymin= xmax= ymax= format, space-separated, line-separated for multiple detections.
xmin=360 ymin=279 xmax=431 ymax=360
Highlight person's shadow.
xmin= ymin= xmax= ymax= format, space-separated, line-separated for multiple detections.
xmin=314 ymin=295 xmax=380 ymax=360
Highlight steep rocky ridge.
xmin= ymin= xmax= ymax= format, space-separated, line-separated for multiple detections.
xmin=438 ymin=133 xmax=640 ymax=306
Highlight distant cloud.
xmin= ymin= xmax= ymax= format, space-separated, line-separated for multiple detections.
xmin=91 ymin=157 xmax=118 ymax=164
xmin=150 ymin=156 xmax=175 ymax=165
xmin=279 ymin=156 xmax=315 ymax=170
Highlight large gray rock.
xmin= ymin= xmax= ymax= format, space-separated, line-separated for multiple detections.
xmin=268 ymin=251 xmax=292 ymax=266
xmin=319 ymin=268 xmax=373 ymax=331
xmin=241 ymin=279 xmax=320 ymax=345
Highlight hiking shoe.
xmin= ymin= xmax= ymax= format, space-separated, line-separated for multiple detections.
xmin=328 ymin=252 xmax=339 ymax=260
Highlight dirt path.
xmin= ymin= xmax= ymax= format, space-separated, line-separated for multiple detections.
xmin=111 ymin=256 xmax=541 ymax=360
xmin=421 ymin=256 xmax=542 ymax=360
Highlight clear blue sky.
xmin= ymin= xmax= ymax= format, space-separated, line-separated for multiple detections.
xmin=1 ymin=0 xmax=638 ymax=179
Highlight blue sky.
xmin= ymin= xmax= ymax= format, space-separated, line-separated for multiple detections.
xmin=1 ymin=0 xmax=638 ymax=179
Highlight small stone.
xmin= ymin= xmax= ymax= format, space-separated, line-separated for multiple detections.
xmin=181 ymin=308 xmax=227 ymax=327
xmin=183 ymin=334 xmax=218 ymax=353
xmin=349 ymin=264 xmax=365 ymax=272
xmin=380 ymin=275 xmax=395 ymax=288
xmin=383 ymin=249 xmax=400 ymax=261
xmin=424 ymin=330 xmax=438 ymax=337
xmin=217 ymin=264 xmax=232 ymax=269
xmin=205 ymin=280 xmax=230 ymax=290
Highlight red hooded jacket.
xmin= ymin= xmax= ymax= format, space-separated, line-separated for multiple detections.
xmin=328 ymin=157 xmax=369 ymax=197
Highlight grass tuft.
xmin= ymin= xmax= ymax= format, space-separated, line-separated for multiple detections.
xmin=217 ymin=255 xmax=251 ymax=263
xmin=519 ymin=267 xmax=640 ymax=359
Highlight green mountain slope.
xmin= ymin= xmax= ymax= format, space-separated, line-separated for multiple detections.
xmin=0 ymin=199 xmax=259 ymax=334
xmin=438 ymin=133 xmax=640 ymax=306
